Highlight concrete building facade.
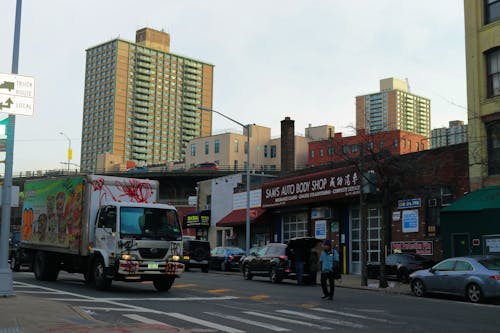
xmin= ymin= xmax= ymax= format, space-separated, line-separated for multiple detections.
xmin=430 ymin=120 xmax=468 ymax=149
xmin=356 ymin=78 xmax=431 ymax=137
xmin=81 ymin=28 xmax=214 ymax=172
xmin=464 ymin=0 xmax=500 ymax=190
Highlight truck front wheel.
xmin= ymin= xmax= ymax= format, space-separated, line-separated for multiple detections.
xmin=153 ymin=276 xmax=175 ymax=292
xmin=93 ymin=256 xmax=112 ymax=291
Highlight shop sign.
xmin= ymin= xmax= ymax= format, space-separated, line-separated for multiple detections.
xmin=315 ymin=220 xmax=327 ymax=239
xmin=402 ymin=209 xmax=419 ymax=233
xmin=397 ymin=198 xmax=421 ymax=209
xmin=183 ymin=213 xmax=210 ymax=228
xmin=391 ymin=241 xmax=433 ymax=255
xmin=485 ymin=237 xmax=500 ymax=254
xmin=392 ymin=211 xmax=401 ymax=221
xmin=262 ymin=167 xmax=360 ymax=208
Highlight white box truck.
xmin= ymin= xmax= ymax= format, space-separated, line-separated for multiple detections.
xmin=15 ymin=174 xmax=184 ymax=291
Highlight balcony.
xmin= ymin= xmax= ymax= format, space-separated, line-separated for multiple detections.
xmin=134 ymin=100 xmax=150 ymax=108
xmin=132 ymin=141 xmax=148 ymax=149
xmin=183 ymin=104 xmax=199 ymax=111
xmin=183 ymin=97 xmax=198 ymax=105
xmin=132 ymin=152 xmax=148 ymax=160
xmin=132 ymin=132 xmax=148 ymax=140
xmin=133 ymin=126 xmax=148 ymax=134
xmin=134 ymin=113 xmax=151 ymax=121
xmin=134 ymin=119 xmax=148 ymax=127
xmin=137 ymin=61 xmax=153 ymax=69
xmin=137 ymin=67 xmax=151 ymax=75
xmin=134 ymin=93 xmax=149 ymax=102
xmin=183 ymin=122 xmax=199 ymax=130
xmin=136 ymin=74 xmax=150 ymax=82
xmin=135 ymin=80 xmax=151 ymax=89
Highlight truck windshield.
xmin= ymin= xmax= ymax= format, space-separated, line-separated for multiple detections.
xmin=120 ymin=207 xmax=182 ymax=241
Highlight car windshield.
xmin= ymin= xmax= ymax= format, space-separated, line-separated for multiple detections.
xmin=479 ymin=258 xmax=500 ymax=270
xmin=120 ymin=207 xmax=182 ymax=241
xmin=227 ymin=248 xmax=245 ymax=255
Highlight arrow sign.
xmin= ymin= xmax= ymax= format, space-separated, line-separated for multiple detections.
xmin=0 ymin=98 xmax=13 ymax=110
xmin=0 ymin=81 xmax=14 ymax=91
xmin=0 ymin=73 xmax=35 ymax=116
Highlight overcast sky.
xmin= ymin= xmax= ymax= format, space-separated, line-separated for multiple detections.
xmin=0 ymin=0 xmax=467 ymax=174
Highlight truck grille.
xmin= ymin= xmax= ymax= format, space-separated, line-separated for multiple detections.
xmin=139 ymin=248 xmax=167 ymax=259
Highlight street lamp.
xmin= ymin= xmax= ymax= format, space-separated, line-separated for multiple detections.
xmin=199 ymin=107 xmax=251 ymax=254
xmin=59 ymin=132 xmax=72 ymax=172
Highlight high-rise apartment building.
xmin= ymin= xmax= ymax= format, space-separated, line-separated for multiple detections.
xmin=464 ymin=0 xmax=500 ymax=190
xmin=356 ymin=78 xmax=431 ymax=137
xmin=430 ymin=120 xmax=468 ymax=149
xmin=81 ymin=28 xmax=214 ymax=172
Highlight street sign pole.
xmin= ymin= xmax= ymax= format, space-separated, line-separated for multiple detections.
xmin=0 ymin=0 xmax=22 ymax=297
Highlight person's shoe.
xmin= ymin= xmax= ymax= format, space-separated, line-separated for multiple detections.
xmin=321 ymin=295 xmax=328 ymax=299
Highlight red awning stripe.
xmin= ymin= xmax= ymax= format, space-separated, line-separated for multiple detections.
xmin=216 ymin=208 xmax=267 ymax=227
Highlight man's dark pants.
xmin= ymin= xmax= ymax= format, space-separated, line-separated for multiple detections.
xmin=321 ymin=271 xmax=335 ymax=298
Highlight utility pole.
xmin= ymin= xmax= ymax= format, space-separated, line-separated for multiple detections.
xmin=359 ymin=143 xmax=368 ymax=286
xmin=0 ymin=0 xmax=22 ymax=297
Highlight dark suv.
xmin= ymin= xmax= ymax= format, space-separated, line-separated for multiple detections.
xmin=241 ymin=238 xmax=322 ymax=284
xmin=182 ymin=239 xmax=211 ymax=272
xmin=367 ymin=253 xmax=435 ymax=283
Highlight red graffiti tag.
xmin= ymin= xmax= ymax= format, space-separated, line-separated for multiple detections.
xmin=117 ymin=179 xmax=153 ymax=203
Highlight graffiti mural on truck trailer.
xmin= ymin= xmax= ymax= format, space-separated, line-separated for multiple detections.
xmin=22 ymin=177 xmax=85 ymax=251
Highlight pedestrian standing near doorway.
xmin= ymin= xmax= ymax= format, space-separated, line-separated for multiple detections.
xmin=320 ymin=239 xmax=339 ymax=300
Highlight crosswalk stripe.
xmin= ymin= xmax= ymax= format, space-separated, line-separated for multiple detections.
xmin=313 ymin=308 xmax=392 ymax=323
xmin=164 ymin=313 xmax=245 ymax=333
xmin=205 ymin=312 xmax=290 ymax=332
xmin=276 ymin=310 xmax=365 ymax=329
xmin=244 ymin=312 xmax=331 ymax=330
xmin=123 ymin=314 xmax=178 ymax=330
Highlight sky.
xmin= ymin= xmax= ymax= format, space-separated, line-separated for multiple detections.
xmin=0 ymin=0 xmax=467 ymax=174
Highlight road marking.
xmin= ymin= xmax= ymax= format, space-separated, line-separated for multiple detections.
xmin=123 ymin=314 xmax=178 ymax=330
xmin=248 ymin=294 xmax=269 ymax=301
xmin=173 ymin=283 xmax=198 ymax=288
xmin=14 ymin=290 xmax=63 ymax=294
xmin=164 ymin=313 xmax=245 ymax=333
xmin=205 ymin=312 xmax=290 ymax=332
xmin=53 ymin=296 xmax=239 ymax=302
xmin=313 ymin=308 xmax=392 ymax=323
xmin=244 ymin=311 xmax=331 ymax=330
xmin=208 ymin=289 xmax=233 ymax=293
xmin=276 ymin=310 xmax=365 ymax=329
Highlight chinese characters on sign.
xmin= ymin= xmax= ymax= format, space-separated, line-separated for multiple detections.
xmin=262 ymin=168 xmax=360 ymax=208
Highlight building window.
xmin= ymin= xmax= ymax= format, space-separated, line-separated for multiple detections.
xmin=319 ymin=148 xmax=324 ymax=157
xmin=379 ymin=141 xmax=384 ymax=150
xmin=486 ymin=48 xmax=500 ymax=98
xmin=214 ymin=140 xmax=220 ymax=154
xmin=264 ymin=145 xmax=268 ymax=158
xmin=310 ymin=150 xmax=315 ymax=158
xmin=393 ymin=138 xmax=399 ymax=148
xmin=282 ymin=212 xmax=308 ymax=242
xmin=487 ymin=121 xmax=500 ymax=175
xmin=485 ymin=0 xmax=500 ymax=24
xmin=367 ymin=142 xmax=374 ymax=151
xmin=328 ymin=146 xmax=334 ymax=156
xmin=244 ymin=141 xmax=249 ymax=154
xmin=205 ymin=141 xmax=209 ymax=155
xmin=342 ymin=145 xmax=348 ymax=154
xmin=351 ymin=145 xmax=358 ymax=153
xmin=234 ymin=159 xmax=238 ymax=171
xmin=190 ymin=144 xmax=196 ymax=156
xmin=270 ymin=145 xmax=277 ymax=158
xmin=234 ymin=139 xmax=239 ymax=153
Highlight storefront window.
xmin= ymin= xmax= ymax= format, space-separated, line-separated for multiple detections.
xmin=282 ymin=212 xmax=308 ymax=242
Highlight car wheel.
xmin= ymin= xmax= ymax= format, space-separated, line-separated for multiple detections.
xmin=93 ymin=256 xmax=112 ymax=291
xmin=243 ymin=265 xmax=253 ymax=280
xmin=10 ymin=255 xmax=20 ymax=272
xmin=411 ymin=279 xmax=426 ymax=297
xmin=270 ymin=267 xmax=281 ymax=284
xmin=466 ymin=283 xmax=483 ymax=303
xmin=398 ymin=269 xmax=410 ymax=283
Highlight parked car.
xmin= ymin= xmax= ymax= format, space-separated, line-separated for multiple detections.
xmin=239 ymin=246 xmax=261 ymax=265
xmin=410 ymin=255 xmax=500 ymax=303
xmin=241 ymin=237 xmax=322 ymax=284
xmin=210 ymin=247 xmax=245 ymax=271
xmin=367 ymin=253 xmax=435 ymax=283
xmin=8 ymin=231 xmax=21 ymax=271
xmin=189 ymin=162 xmax=220 ymax=171
xmin=182 ymin=239 xmax=211 ymax=273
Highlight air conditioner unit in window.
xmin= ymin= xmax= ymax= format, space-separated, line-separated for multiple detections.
xmin=427 ymin=198 xmax=438 ymax=207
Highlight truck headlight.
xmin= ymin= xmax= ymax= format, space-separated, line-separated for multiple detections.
xmin=172 ymin=255 xmax=180 ymax=262
xmin=121 ymin=253 xmax=136 ymax=261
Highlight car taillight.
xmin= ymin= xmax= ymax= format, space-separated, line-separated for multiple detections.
xmin=489 ymin=275 xmax=500 ymax=280
xmin=279 ymin=255 xmax=288 ymax=260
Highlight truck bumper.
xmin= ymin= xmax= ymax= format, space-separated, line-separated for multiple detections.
xmin=117 ymin=259 xmax=184 ymax=278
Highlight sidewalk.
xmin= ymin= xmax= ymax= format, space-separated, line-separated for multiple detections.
xmin=0 ymin=274 xmax=411 ymax=332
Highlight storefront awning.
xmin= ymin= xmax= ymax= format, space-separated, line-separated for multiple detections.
xmin=441 ymin=186 xmax=500 ymax=212
xmin=216 ymin=208 xmax=267 ymax=227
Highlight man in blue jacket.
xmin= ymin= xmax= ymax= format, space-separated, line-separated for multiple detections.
xmin=320 ymin=239 xmax=339 ymax=300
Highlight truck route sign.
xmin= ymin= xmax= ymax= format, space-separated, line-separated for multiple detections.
xmin=0 ymin=73 xmax=35 ymax=116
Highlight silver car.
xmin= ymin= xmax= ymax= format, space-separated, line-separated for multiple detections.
xmin=410 ymin=255 xmax=500 ymax=303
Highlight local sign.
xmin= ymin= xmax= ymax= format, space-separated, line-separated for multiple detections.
xmin=262 ymin=167 xmax=360 ymax=208
xmin=0 ymin=73 xmax=35 ymax=116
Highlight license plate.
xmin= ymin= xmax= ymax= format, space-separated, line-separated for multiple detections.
xmin=147 ymin=263 xmax=159 ymax=269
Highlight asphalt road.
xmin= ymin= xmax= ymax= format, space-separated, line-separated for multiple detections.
xmin=12 ymin=269 xmax=500 ymax=333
